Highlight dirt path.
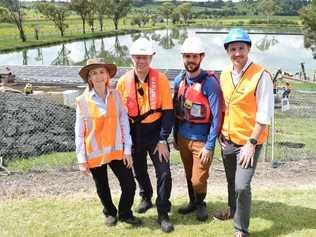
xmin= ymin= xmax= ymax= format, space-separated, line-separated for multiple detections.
xmin=1 ymin=159 xmax=316 ymax=201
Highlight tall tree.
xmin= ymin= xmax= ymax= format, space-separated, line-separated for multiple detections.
xmin=0 ymin=0 xmax=26 ymax=42
xmin=178 ymin=3 xmax=192 ymax=24
xmin=70 ymin=0 xmax=94 ymax=34
xmin=159 ymin=2 xmax=175 ymax=25
xmin=93 ymin=0 xmax=108 ymax=32
xmin=36 ymin=2 xmax=69 ymax=37
xmin=299 ymin=0 xmax=316 ymax=53
xmin=107 ymin=0 xmax=131 ymax=30
xmin=257 ymin=0 xmax=281 ymax=22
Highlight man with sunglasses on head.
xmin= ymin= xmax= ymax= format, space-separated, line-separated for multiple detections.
xmin=116 ymin=37 xmax=174 ymax=233
xmin=173 ymin=36 xmax=223 ymax=222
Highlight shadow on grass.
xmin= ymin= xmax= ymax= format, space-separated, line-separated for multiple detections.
xmin=129 ymin=198 xmax=315 ymax=235
xmin=250 ymin=200 xmax=316 ymax=236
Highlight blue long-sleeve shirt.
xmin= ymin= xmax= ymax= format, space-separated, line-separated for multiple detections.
xmin=173 ymin=69 xmax=223 ymax=150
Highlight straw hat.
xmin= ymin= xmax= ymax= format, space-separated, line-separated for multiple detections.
xmin=79 ymin=58 xmax=117 ymax=82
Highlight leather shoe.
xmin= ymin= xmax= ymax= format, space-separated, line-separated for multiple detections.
xmin=158 ymin=212 xmax=174 ymax=233
xmin=196 ymin=204 xmax=208 ymax=221
xmin=213 ymin=208 xmax=234 ymax=221
xmin=120 ymin=215 xmax=142 ymax=227
xmin=105 ymin=215 xmax=117 ymax=226
xmin=136 ymin=199 xmax=153 ymax=213
xmin=178 ymin=202 xmax=196 ymax=215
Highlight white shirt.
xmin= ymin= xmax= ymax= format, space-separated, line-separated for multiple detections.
xmin=75 ymin=88 xmax=132 ymax=164
xmin=231 ymin=59 xmax=274 ymax=125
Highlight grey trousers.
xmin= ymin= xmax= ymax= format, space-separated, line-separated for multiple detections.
xmin=221 ymin=139 xmax=262 ymax=235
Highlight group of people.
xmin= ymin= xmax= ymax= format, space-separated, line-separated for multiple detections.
xmin=75 ymin=28 xmax=274 ymax=237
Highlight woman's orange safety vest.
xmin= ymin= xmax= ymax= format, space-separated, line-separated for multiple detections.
xmin=122 ymin=68 xmax=161 ymax=123
xmin=220 ymin=63 xmax=270 ymax=145
xmin=76 ymin=90 xmax=123 ymax=168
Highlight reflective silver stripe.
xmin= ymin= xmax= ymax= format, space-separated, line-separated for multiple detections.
xmin=86 ymin=144 xmax=123 ymax=160
xmin=78 ymin=94 xmax=98 ymax=151
xmin=113 ymin=91 xmax=123 ymax=150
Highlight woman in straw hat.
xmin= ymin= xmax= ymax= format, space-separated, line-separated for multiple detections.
xmin=75 ymin=58 xmax=142 ymax=227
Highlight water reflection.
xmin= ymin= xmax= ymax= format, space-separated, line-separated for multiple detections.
xmin=51 ymin=44 xmax=74 ymax=65
xmin=159 ymin=29 xmax=175 ymax=49
xmin=255 ymin=35 xmax=279 ymax=51
xmin=35 ymin=48 xmax=43 ymax=64
xmin=0 ymin=28 xmax=315 ymax=76
xmin=22 ymin=49 xmax=28 ymax=65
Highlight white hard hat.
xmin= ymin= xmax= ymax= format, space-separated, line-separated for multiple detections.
xmin=130 ymin=37 xmax=155 ymax=56
xmin=181 ymin=36 xmax=205 ymax=54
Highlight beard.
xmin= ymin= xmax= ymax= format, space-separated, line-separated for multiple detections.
xmin=184 ymin=62 xmax=200 ymax=73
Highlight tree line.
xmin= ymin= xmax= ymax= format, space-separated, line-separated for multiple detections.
xmin=0 ymin=0 xmax=314 ymax=44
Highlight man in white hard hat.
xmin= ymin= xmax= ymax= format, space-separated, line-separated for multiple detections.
xmin=173 ymin=36 xmax=223 ymax=221
xmin=116 ymin=37 xmax=174 ymax=233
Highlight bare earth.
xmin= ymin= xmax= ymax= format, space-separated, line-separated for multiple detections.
xmin=1 ymin=159 xmax=316 ymax=201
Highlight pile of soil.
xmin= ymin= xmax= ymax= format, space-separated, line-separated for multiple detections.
xmin=0 ymin=92 xmax=75 ymax=162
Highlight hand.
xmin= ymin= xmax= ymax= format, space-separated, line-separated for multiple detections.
xmin=199 ymin=147 xmax=214 ymax=166
xmin=239 ymin=142 xmax=256 ymax=168
xmin=218 ymin=134 xmax=226 ymax=149
xmin=79 ymin=164 xmax=90 ymax=176
xmin=123 ymin=154 xmax=133 ymax=169
xmin=154 ymin=142 xmax=170 ymax=163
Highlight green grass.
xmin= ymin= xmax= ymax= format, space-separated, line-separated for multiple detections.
xmin=7 ymin=152 xmax=77 ymax=173
xmin=6 ymin=146 xmax=223 ymax=174
xmin=291 ymin=81 xmax=316 ymax=91
xmin=0 ymin=189 xmax=315 ymax=237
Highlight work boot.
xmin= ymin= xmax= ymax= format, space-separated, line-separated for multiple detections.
xmin=178 ymin=179 xmax=196 ymax=214
xmin=158 ymin=212 xmax=174 ymax=233
xmin=178 ymin=202 xmax=196 ymax=214
xmin=195 ymin=193 xmax=208 ymax=221
xmin=136 ymin=198 xmax=153 ymax=213
xmin=120 ymin=215 xmax=142 ymax=227
xmin=213 ymin=208 xmax=234 ymax=221
xmin=105 ymin=215 xmax=117 ymax=226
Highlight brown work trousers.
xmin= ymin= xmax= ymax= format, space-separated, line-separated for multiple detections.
xmin=177 ymin=135 xmax=212 ymax=194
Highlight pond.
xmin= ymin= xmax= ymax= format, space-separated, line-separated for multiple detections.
xmin=1 ymin=27 xmax=315 ymax=77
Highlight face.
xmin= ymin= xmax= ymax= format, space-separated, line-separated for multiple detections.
xmin=226 ymin=42 xmax=250 ymax=69
xmin=131 ymin=55 xmax=153 ymax=74
xmin=87 ymin=67 xmax=110 ymax=89
xmin=182 ymin=53 xmax=204 ymax=73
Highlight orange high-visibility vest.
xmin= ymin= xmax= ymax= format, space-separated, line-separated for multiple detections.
xmin=220 ymin=63 xmax=270 ymax=145
xmin=76 ymin=90 xmax=123 ymax=168
xmin=121 ymin=68 xmax=161 ymax=123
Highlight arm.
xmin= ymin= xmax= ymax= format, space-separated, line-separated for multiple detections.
xmin=75 ymin=105 xmax=89 ymax=175
xmin=200 ymin=77 xmax=223 ymax=165
xmin=239 ymin=71 xmax=274 ymax=168
xmin=154 ymin=75 xmax=174 ymax=162
xmin=117 ymin=91 xmax=133 ymax=169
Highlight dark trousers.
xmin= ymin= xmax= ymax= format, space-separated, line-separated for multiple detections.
xmin=90 ymin=160 xmax=136 ymax=219
xmin=132 ymin=136 xmax=172 ymax=213
xmin=221 ymin=139 xmax=262 ymax=234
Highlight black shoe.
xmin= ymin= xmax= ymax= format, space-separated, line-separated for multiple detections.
xmin=158 ymin=212 xmax=174 ymax=233
xmin=120 ymin=215 xmax=142 ymax=227
xmin=105 ymin=215 xmax=117 ymax=226
xmin=196 ymin=204 xmax=208 ymax=221
xmin=136 ymin=199 xmax=153 ymax=213
xmin=178 ymin=202 xmax=196 ymax=215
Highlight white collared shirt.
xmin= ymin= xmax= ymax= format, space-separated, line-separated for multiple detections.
xmin=231 ymin=58 xmax=274 ymax=125
xmin=75 ymin=88 xmax=132 ymax=164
